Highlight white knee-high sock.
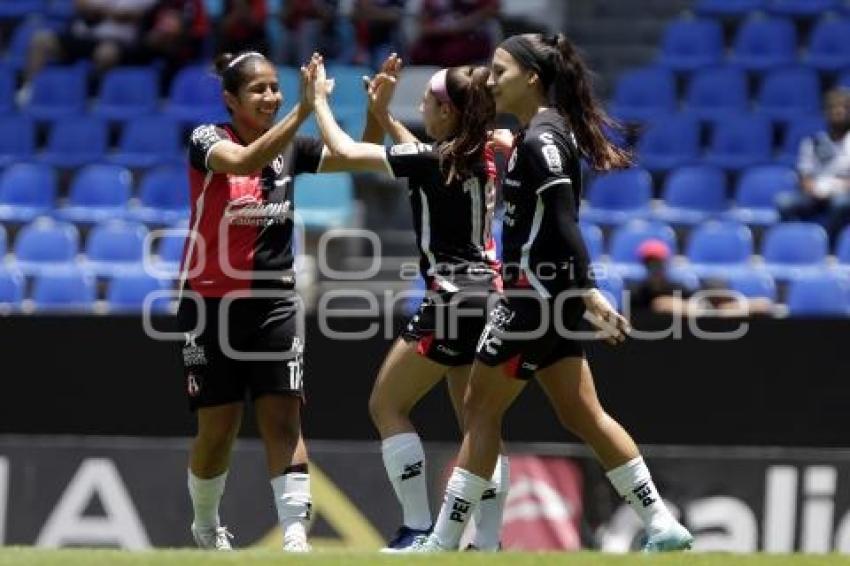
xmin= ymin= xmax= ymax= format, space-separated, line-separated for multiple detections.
xmin=381 ymin=432 xmax=432 ymax=530
xmin=188 ymin=469 xmax=228 ymax=529
xmin=606 ymin=456 xmax=675 ymax=535
xmin=432 ymin=467 xmax=490 ymax=550
xmin=472 ymin=454 xmax=510 ymax=550
xmin=271 ymin=471 xmax=311 ymax=544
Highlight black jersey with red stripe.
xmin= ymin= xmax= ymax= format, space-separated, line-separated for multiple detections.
xmin=183 ymin=123 xmax=324 ymax=296
xmin=500 ymin=109 xmax=595 ymax=298
xmin=384 ymin=142 xmax=500 ymax=290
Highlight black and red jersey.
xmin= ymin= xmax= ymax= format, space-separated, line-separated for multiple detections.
xmin=182 ymin=123 xmax=324 ymax=297
xmin=384 ymin=142 xmax=500 ymax=291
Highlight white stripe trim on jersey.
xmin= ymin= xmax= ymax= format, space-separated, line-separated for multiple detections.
xmin=520 ymin=195 xmax=551 ymax=298
xmin=177 ymin=170 xmax=214 ymax=300
xmin=535 ymin=177 xmax=571 ymax=195
xmin=468 ymin=178 xmax=483 ymax=248
xmin=380 ymin=148 xmax=395 ymax=177
xmin=419 ymin=190 xmax=437 ymax=276
xmin=203 ymin=139 xmax=228 ymax=171
xmin=316 ymin=146 xmax=330 ymax=172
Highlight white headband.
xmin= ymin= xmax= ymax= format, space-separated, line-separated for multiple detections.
xmin=227 ymin=51 xmax=264 ymax=69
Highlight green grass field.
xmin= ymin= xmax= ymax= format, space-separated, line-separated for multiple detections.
xmin=0 ymin=549 xmax=848 ymax=566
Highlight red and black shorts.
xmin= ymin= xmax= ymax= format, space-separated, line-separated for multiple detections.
xmin=475 ymin=292 xmax=586 ymax=380
xmin=177 ymin=290 xmax=305 ymax=412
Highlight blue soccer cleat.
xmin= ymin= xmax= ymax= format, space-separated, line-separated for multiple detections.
xmin=642 ymin=522 xmax=694 ymax=552
xmin=380 ymin=525 xmax=434 ymax=553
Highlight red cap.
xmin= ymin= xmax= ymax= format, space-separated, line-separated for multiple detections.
xmin=637 ymin=239 xmax=671 ymax=261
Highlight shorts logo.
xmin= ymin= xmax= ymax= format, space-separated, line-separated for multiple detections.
xmin=542 ymin=144 xmax=562 ymax=174
xmin=182 ymin=332 xmax=208 ymax=366
xmin=436 ymin=344 xmax=460 ymax=357
xmin=187 ymin=373 xmax=200 ymax=397
xmin=477 ymin=325 xmax=503 ymax=356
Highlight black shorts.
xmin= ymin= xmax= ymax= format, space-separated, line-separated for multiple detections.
xmin=475 ymin=292 xmax=586 ymax=380
xmin=401 ymin=286 xmax=500 ymax=366
xmin=177 ymin=291 xmax=304 ymax=412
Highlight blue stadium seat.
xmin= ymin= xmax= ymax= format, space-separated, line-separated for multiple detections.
xmin=756 ymin=66 xmax=821 ymax=124
xmin=92 ymin=66 xmax=160 ymax=121
xmin=667 ymin=266 xmax=702 ymax=292
xmin=608 ymin=220 xmax=678 ymax=281
xmin=596 ymin=271 xmax=625 ymax=312
xmin=56 ymin=164 xmax=133 ymax=224
xmin=126 ymin=166 xmax=190 ymax=225
xmin=0 ymin=223 xmax=5 ymax=256
xmin=762 ymin=221 xmax=829 ymax=280
xmin=726 ymin=269 xmax=777 ymax=300
xmin=83 ymin=220 xmax=149 ymax=278
xmin=23 ymin=65 xmax=87 ymax=121
xmin=109 ymin=115 xmax=183 ymax=169
xmin=294 ymin=172 xmax=355 ymax=229
xmin=730 ymin=18 xmax=797 ymax=71
xmin=654 ymin=165 xmax=729 ymax=225
xmin=695 ymin=0 xmax=766 ymax=16
xmin=164 ymin=64 xmax=228 ymax=126
xmin=326 ymin=64 xmax=370 ymax=113
xmin=31 ymin=267 xmax=96 ymax=312
xmin=787 ymin=274 xmax=850 ymax=316
xmin=768 ymin=0 xmax=841 ymax=17
xmin=686 ymin=221 xmax=754 ymax=277
xmin=776 ymin=115 xmax=825 ymax=166
xmin=726 ymin=164 xmax=798 ymax=225
xmin=581 ymin=168 xmax=653 ymax=225
xmin=0 ymin=114 xmax=36 ymax=167
xmin=657 ymin=19 xmax=724 ymax=72
xmin=0 ymin=163 xmax=57 ymax=223
xmin=636 ymin=113 xmax=701 ymax=172
xmin=39 ymin=116 xmax=108 ymax=168
xmin=3 ymin=18 xmax=58 ymax=69
xmin=609 ymin=67 xmax=677 ymax=123
xmin=13 ymin=217 xmax=79 ymax=276
xmin=704 ymin=114 xmax=773 ymax=170
xmin=579 ymin=221 xmax=605 ymax=260
xmin=835 ymin=225 xmax=850 ymax=276
xmin=683 ymin=66 xmax=749 ymax=122
xmin=277 ymin=65 xmax=302 ymax=114
xmin=805 ymin=18 xmax=850 ymax=71
xmin=107 ymin=272 xmax=171 ymax=313
xmin=46 ymin=0 xmax=75 ymax=19
xmin=0 ymin=1 xmax=46 ymax=19
xmin=0 ymin=66 xmax=14 ymax=114
xmin=839 ymin=69 xmax=850 ymax=89
xmin=0 ymin=265 xmax=24 ymax=311
xmin=148 ymin=224 xmax=189 ymax=278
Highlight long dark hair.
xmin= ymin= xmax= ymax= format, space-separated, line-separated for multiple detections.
xmin=439 ymin=65 xmax=495 ymax=183
xmin=503 ymin=33 xmax=631 ymax=171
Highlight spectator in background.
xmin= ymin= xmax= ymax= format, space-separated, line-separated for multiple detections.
xmin=218 ymin=0 xmax=269 ymax=56
xmin=279 ymin=0 xmax=340 ymax=66
xmin=630 ymin=239 xmax=692 ymax=314
xmin=351 ymin=0 xmax=406 ymax=68
xmin=778 ymin=88 xmax=850 ymax=244
xmin=137 ymin=0 xmax=209 ymax=85
xmin=409 ymin=0 xmax=500 ymax=67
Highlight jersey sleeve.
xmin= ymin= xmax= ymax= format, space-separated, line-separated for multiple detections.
xmin=188 ymin=124 xmax=229 ymax=172
xmin=293 ymin=136 xmax=327 ymax=174
xmin=384 ymin=142 xmax=437 ymax=179
xmin=519 ymin=130 xmax=576 ymax=194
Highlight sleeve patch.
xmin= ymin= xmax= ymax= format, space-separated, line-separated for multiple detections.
xmin=191 ymin=125 xmax=222 ymax=149
xmin=542 ymin=144 xmax=563 ymax=174
xmin=390 ymin=142 xmax=430 ymax=156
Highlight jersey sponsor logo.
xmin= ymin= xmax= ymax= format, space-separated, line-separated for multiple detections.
xmin=390 ymin=142 xmax=430 ymax=156
xmin=191 ymin=125 xmax=222 ymax=151
xmin=503 ymin=178 xmax=521 ymax=187
xmin=224 ymin=194 xmax=293 ymax=225
xmin=271 ymin=156 xmax=284 ymax=175
xmin=541 ymin=144 xmax=562 ymax=174
xmin=182 ymin=332 xmax=207 ymax=366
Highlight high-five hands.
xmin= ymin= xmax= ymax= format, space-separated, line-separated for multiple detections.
xmin=364 ymin=53 xmax=402 ymax=115
xmin=301 ymin=52 xmax=335 ymax=109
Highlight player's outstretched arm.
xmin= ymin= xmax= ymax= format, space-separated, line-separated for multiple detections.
xmin=361 ymin=54 xmax=402 ymax=144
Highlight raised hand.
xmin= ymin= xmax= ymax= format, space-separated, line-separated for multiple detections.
xmin=365 ymin=53 xmax=402 ymax=115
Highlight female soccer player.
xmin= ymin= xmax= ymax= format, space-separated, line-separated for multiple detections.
xmin=303 ymin=54 xmax=510 ymax=551
xmin=180 ymin=51 xmax=323 ymax=552
xmin=412 ymin=33 xmax=694 ymax=552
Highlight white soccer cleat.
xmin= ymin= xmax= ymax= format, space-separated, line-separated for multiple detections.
xmin=642 ymin=522 xmax=694 ymax=552
xmin=394 ymin=533 xmax=447 ymax=553
xmin=283 ymin=536 xmax=312 ymax=553
xmin=191 ymin=524 xmax=234 ymax=550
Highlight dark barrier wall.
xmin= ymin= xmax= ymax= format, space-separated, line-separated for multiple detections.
xmin=1 ymin=314 xmax=848 ymax=447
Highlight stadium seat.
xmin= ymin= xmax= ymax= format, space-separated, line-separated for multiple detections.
xmin=0 ymin=223 xmax=5 ymax=256
xmin=756 ymin=66 xmax=821 ymax=124
xmin=3 ymin=18 xmax=58 ymax=69
xmin=653 ymin=165 xmax=729 ymax=224
xmin=0 ymin=265 xmax=24 ymax=311
xmin=0 ymin=163 xmax=57 ymax=223
xmin=776 ymin=115 xmax=825 ymax=167
xmin=683 ymin=66 xmax=749 ymax=122
xmin=106 ymin=272 xmax=171 ymax=313
xmin=0 ymin=66 xmax=14 ymax=114
xmin=730 ymin=18 xmax=797 ymax=71
xmin=608 ymin=220 xmax=678 ymax=281
xmin=686 ymin=221 xmax=755 ymax=277
xmin=31 ymin=267 xmax=96 ymax=312
xmin=596 ymin=271 xmax=625 ymax=312
xmin=0 ymin=1 xmax=46 ymax=19
xmin=695 ymin=0 xmax=766 ymax=17
xmin=609 ymin=67 xmax=677 ymax=123
xmin=762 ymin=221 xmax=829 ymax=279
xmin=326 ymin=64 xmax=370 ymax=113
xmin=13 ymin=217 xmax=79 ymax=276
xmin=127 ymin=166 xmax=190 ymax=225
xmin=834 ymin=225 xmax=850 ymax=276
xmin=657 ymin=19 xmax=724 ymax=72
xmin=726 ymin=269 xmax=777 ymax=300
xmin=805 ymin=18 xmax=850 ymax=71
xmin=148 ymin=224 xmax=188 ymax=278
xmin=92 ymin=66 xmax=160 ymax=121
xmin=0 ymin=114 xmax=36 ymax=168
xmin=46 ymin=0 xmax=74 ymax=19
xmin=164 ymin=64 xmax=228 ymax=126
xmin=704 ymin=114 xmax=773 ymax=170
xmin=277 ymin=65 xmax=303 ymax=114
xmin=56 ymin=164 xmax=133 ymax=224
xmin=39 ymin=116 xmax=108 ymax=168
xmin=579 ymin=221 xmax=605 ymax=260
xmin=787 ymin=274 xmax=850 ymax=316
xmin=294 ymin=172 xmax=355 ymax=229
xmin=667 ymin=266 xmax=702 ymax=292
xmin=726 ymin=164 xmax=798 ymax=225
xmin=83 ymin=220 xmax=148 ymax=278
xmin=636 ymin=113 xmax=701 ymax=172
xmin=109 ymin=115 xmax=183 ymax=169
xmin=23 ymin=65 xmax=87 ymax=121
xmin=581 ymin=168 xmax=653 ymax=225
xmin=838 ymin=69 xmax=850 ymax=89
xmin=768 ymin=0 xmax=841 ymax=17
